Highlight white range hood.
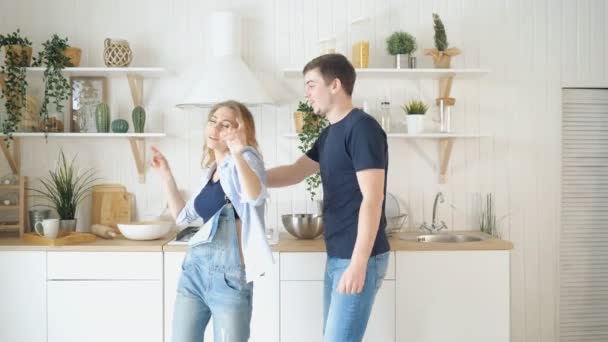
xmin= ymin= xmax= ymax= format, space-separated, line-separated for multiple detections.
xmin=176 ymin=11 xmax=273 ymax=108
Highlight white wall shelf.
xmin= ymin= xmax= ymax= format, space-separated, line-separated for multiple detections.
xmin=4 ymin=133 xmax=166 ymax=138
xmin=26 ymin=67 xmax=167 ymax=77
xmin=27 ymin=67 xmax=166 ymax=108
xmin=283 ymin=133 xmax=489 ymax=183
xmin=0 ymin=133 xmax=166 ymax=183
xmin=283 ymin=68 xmax=490 ymax=80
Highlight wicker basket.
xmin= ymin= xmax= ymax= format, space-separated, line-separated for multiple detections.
xmin=4 ymin=45 xmax=32 ymax=66
xmin=104 ymin=38 xmax=133 ymax=67
xmin=63 ymin=47 xmax=81 ymax=67
xmin=293 ymin=111 xmax=306 ymax=133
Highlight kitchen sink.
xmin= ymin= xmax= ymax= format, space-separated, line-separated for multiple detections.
xmin=400 ymin=233 xmax=485 ymax=243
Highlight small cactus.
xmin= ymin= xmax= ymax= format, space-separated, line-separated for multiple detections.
xmin=111 ymin=119 xmax=129 ymax=133
xmin=131 ymin=106 xmax=146 ymax=133
xmin=95 ymin=103 xmax=110 ymax=133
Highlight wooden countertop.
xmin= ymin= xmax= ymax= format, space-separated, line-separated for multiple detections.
xmin=164 ymin=231 xmax=513 ymax=253
xmin=0 ymin=231 xmax=177 ymax=252
xmin=0 ymin=230 xmax=512 ymax=252
xmin=270 ymin=231 xmax=512 ymax=252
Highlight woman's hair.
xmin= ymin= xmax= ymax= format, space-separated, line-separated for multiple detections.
xmin=202 ymin=100 xmax=260 ymax=168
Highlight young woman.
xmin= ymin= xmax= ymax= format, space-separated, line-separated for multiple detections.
xmin=151 ymin=100 xmax=273 ymax=342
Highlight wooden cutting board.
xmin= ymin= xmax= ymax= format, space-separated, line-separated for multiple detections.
xmin=91 ymin=184 xmax=132 ymax=233
xmin=23 ymin=232 xmax=97 ymax=246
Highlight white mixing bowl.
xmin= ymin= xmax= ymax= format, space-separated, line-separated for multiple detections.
xmin=117 ymin=221 xmax=173 ymax=240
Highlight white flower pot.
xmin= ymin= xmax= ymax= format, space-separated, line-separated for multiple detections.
xmin=406 ymin=115 xmax=425 ymax=134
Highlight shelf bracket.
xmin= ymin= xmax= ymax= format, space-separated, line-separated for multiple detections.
xmin=128 ymin=137 xmax=146 ymax=184
xmin=0 ymin=137 xmax=20 ymax=175
xmin=438 ymin=138 xmax=455 ymax=184
xmin=439 ymin=75 xmax=454 ymax=98
xmin=126 ymin=73 xmax=144 ymax=107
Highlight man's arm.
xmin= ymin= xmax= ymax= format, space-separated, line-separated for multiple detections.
xmin=267 ymin=155 xmax=320 ymax=188
xmin=337 ymin=168 xmax=385 ymax=294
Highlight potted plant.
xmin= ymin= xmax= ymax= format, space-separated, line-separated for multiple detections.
xmin=403 ymin=100 xmax=428 ymax=134
xmin=386 ymin=31 xmax=417 ymax=69
xmin=0 ymin=29 xmax=33 ymax=67
xmin=423 ymin=13 xmax=461 ymax=68
xmin=32 ymin=34 xmax=81 ymax=130
xmin=28 ymin=150 xmax=98 ymax=232
xmin=293 ymin=100 xmax=313 ymax=133
xmin=297 ymin=101 xmax=328 ymax=204
xmin=0 ymin=29 xmax=32 ymax=144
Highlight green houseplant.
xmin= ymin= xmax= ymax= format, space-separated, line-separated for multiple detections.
xmin=0 ymin=29 xmax=32 ymax=144
xmin=423 ymin=13 xmax=461 ymax=68
xmin=32 ymin=34 xmax=73 ymax=130
xmin=28 ymin=150 xmax=99 ymax=232
xmin=296 ymin=100 xmax=328 ymax=202
xmin=403 ymin=100 xmax=428 ymax=134
xmin=386 ymin=31 xmax=417 ymax=69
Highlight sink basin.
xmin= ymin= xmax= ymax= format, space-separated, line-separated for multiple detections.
xmin=415 ymin=234 xmax=483 ymax=243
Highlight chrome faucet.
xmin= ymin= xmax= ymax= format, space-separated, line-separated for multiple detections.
xmin=419 ymin=192 xmax=447 ymax=234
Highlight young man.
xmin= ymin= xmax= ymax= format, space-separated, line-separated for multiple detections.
xmin=267 ymin=53 xmax=390 ymax=342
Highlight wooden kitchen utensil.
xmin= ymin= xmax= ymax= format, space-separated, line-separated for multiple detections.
xmin=91 ymin=184 xmax=132 ymax=234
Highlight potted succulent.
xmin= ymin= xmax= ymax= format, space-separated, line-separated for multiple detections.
xmin=0 ymin=29 xmax=32 ymax=144
xmin=28 ymin=150 xmax=99 ymax=232
xmin=403 ymin=100 xmax=428 ymax=134
xmin=32 ymin=34 xmax=81 ymax=130
xmin=386 ymin=31 xmax=417 ymax=69
xmin=297 ymin=100 xmax=328 ymax=203
xmin=423 ymin=13 xmax=461 ymax=68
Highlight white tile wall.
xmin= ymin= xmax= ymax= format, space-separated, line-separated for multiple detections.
xmin=2 ymin=0 xmax=603 ymax=341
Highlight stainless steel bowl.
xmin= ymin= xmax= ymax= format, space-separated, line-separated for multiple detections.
xmin=281 ymin=214 xmax=323 ymax=239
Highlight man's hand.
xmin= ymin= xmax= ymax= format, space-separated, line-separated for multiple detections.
xmin=336 ymin=258 xmax=368 ymax=294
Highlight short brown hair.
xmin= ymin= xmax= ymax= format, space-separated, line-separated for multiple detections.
xmin=202 ymin=100 xmax=261 ymax=168
xmin=302 ymin=54 xmax=356 ymax=96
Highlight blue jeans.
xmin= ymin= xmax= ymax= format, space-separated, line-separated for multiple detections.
xmin=172 ymin=205 xmax=253 ymax=342
xmin=323 ymin=251 xmax=390 ymax=342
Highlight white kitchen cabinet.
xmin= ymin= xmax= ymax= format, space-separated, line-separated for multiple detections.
xmin=0 ymin=251 xmax=46 ymax=342
xmin=396 ymin=251 xmax=510 ymax=342
xmin=280 ymin=280 xmax=325 ymax=342
xmin=164 ymin=251 xmax=280 ymax=342
xmin=280 ymin=252 xmax=396 ymax=342
xmin=46 ymin=251 xmax=163 ymax=342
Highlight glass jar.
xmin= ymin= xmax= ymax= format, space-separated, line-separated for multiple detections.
xmin=319 ymin=37 xmax=336 ymax=55
xmin=350 ymin=17 xmax=370 ymax=68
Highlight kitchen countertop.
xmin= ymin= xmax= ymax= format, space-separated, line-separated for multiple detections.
xmin=165 ymin=231 xmax=513 ymax=253
xmin=0 ymin=231 xmax=177 ymax=252
xmin=0 ymin=230 xmax=512 ymax=252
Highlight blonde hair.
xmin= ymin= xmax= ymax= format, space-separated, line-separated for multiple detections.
xmin=202 ymin=100 xmax=260 ymax=168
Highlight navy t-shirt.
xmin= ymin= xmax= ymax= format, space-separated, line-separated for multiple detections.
xmin=306 ymin=108 xmax=390 ymax=259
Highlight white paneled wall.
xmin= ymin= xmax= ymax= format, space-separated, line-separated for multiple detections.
xmin=5 ymin=0 xmax=602 ymax=341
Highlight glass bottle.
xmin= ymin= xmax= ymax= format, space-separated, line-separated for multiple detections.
xmin=380 ymin=101 xmax=391 ymax=132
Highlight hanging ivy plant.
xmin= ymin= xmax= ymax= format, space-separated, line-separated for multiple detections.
xmin=0 ymin=29 xmax=32 ymax=145
xmin=32 ymin=34 xmax=72 ymax=131
xmin=296 ymin=101 xmax=328 ymax=201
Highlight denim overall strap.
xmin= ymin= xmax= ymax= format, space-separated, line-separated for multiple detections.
xmin=212 ymin=203 xmax=243 ymax=273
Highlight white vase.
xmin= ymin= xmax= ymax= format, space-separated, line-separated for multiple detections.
xmin=406 ymin=115 xmax=425 ymax=134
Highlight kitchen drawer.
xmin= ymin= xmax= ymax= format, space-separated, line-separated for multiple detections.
xmin=47 ymin=252 xmax=162 ymax=280
xmin=280 ymin=252 xmax=395 ymax=281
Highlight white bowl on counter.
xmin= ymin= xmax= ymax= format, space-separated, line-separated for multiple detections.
xmin=117 ymin=221 xmax=173 ymax=240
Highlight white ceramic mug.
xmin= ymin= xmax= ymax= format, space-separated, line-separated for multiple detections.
xmin=34 ymin=218 xmax=60 ymax=238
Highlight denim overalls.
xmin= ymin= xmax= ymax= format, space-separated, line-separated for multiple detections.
xmin=172 ymin=204 xmax=253 ymax=342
